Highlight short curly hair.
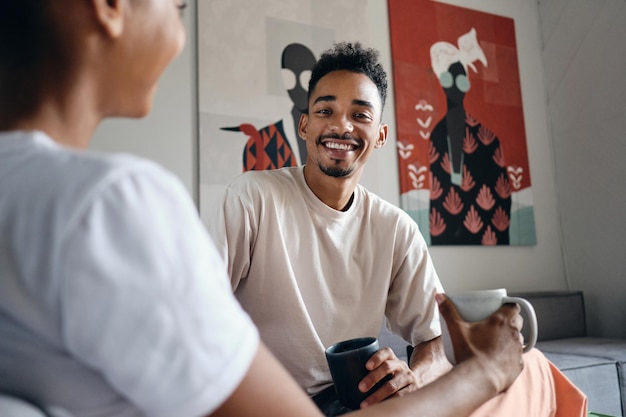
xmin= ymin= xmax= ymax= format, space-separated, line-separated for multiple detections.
xmin=308 ymin=41 xmax=388 ymax=110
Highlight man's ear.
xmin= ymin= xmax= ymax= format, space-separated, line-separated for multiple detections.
xmin=297 ymin=113 xmax=309 ymax=140
xmin=375 ymin=123 xmax=388 ymax=148
xmin=91 ymin=0 xmax=124 ymax=38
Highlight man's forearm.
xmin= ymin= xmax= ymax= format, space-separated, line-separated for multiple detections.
xmin=409 ymin=336 xmax=453 ymax=386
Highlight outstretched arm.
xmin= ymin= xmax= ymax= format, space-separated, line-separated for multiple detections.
xmin=210 ymin=342 xmax=323 ymax=417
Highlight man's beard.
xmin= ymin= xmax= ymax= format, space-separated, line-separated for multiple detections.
xmin=319 ymin=163 xmax=353 ymax=178
xmin=316 ymin=133 xmax=358 ymax=178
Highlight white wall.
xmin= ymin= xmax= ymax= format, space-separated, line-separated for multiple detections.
xmin=93 ymin=1 xmax=626 ymax=333
xmin=538 ymin=0 xmax=626 ymax=338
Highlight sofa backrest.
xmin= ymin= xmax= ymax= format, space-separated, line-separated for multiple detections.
xmin=510 ymin=291 xmax=587 ymax=342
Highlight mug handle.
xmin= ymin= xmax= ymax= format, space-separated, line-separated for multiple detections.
xmin=502 ymin=296 xmax=538 ymax=353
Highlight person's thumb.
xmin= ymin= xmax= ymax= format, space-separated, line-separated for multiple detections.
xmin=436 ymin=293 xmax=463 ymax=324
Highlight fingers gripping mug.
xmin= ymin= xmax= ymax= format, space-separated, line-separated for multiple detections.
xmin=325 ymin=337 xmax=390 ymax=410
xmin=440 ymin=288 xmax=538 ymax=364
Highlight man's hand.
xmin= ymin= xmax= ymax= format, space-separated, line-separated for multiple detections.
xmin=356 ymin=347 xmax=417 ymax=408
xmin=356 ymin=335 xmax=451 ymax=408
xmin=437 ymin=292 xmax=524 ymax=394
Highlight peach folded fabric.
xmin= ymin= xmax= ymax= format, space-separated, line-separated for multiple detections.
xmin=469 ymin=348 xmax=587 ymax=417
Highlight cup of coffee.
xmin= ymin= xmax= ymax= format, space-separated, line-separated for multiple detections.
xmin=440 ymin=288 xmax=538 ymax=364
xmin=325 ymin=337 xmax=389 ymax=410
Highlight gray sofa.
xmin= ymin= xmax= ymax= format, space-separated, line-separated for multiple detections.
xmin=378 ymin=290 xmax=626 ymax=417
xmin=512 ymin=291 xmax=626 ymax=417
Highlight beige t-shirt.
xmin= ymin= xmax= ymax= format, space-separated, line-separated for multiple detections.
xmin=209 ymin=166 xmax=443 ymax=394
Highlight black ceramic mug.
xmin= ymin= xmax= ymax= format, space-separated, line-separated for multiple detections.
xmin=325 ymin=337 xmax=390 ymax=410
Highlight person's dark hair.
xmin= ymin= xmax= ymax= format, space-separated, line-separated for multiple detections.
xmin=307 ymin=41 xmax=388 ymax=110
xmin=0 ymin=0 xmax=57 ymax=119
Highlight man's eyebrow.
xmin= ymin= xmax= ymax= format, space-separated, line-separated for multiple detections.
xmin=313 ymin=95 xmax=336 ymax=105
xmin=312 ymin=96 xmax=375 ymax=109
xmin=353 ymin=99 xmax=374 ymax=108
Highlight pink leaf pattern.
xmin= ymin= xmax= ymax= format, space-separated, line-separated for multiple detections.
xmin=429 ymin=141 xmax=440 ymax=164
xmin=494 ymin=173 xmax=512 ymax=199
xmin=463 ymin=129 xmax=478 ymax=154
xmin=478 ymin=126 xmax=496 ymax=146
xmin=466 ymin=113 xmax=479 ymax=127
xmin=491 ymin=206 xmax=510 ymax=232
xmin=427 ymin=116 xmax=513 ymax=245
xmin=481 ymin=225 xmax=497 ymax=245
xmin=440 ymin=153 xmax=451 ymax=174
xmin=493 ymin=145 xmax=505 ymax=167
xmin=460 ymin=165 xmax=475 ymax=192
xmin=476 ymin=185 xmax=495 ymax=211
xmin=443 ymin=188 xmax=464 ymax=215
xmin=429 ymin=208 xmax=446 ymax=237
xmin=430 ymin=173 xmax=443 ymax=200
xmin=463 ymin=205 xmax=483 ymax=234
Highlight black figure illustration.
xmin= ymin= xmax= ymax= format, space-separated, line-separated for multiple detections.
xmin=428 ymin=28 xmax=512 ymax=245
xmin=281 ymin=43 xmax=317 ymax=164
xmin=221 ymin=43 xmax=315 ymax=170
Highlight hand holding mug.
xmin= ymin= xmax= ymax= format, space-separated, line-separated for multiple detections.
xmin=325 ymin=337 xmax=394 ymax=410
xmin=437 ymin=291 xmax=531 ymax=393
xmin=439 ymin=288 xmax=537 ymax=365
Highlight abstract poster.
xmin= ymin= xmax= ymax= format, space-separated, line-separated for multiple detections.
xmin=388 ymin=0 xmax=536 ymax=246
xmin=197 ymin=0 xmax=369 ymax=224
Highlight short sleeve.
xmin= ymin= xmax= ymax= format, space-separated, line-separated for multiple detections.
xmin=206 ymin=183 xmax=255 ymax=291
xmin=59 ymin=164 xmax=259 ymax=417
xmin=385 ymin=214 xmax=444 ymax=345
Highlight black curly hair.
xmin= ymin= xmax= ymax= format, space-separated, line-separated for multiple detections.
xmin=0 ymin=0 xmax=57 ymax=119
xmin=307 ymin=41 xmax=388 ymax=111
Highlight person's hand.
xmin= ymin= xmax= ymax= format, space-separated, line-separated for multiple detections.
xmin=356 ymin=347 xmax=418 ymax=408
xmin=436 ymin=293 xmax=524 ymax=394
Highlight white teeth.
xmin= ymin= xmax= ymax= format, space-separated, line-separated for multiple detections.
xmin=325 ymin=142 xmax=354 ymax=151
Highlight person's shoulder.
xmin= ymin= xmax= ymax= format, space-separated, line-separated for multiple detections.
xmin=228 ymin=166 xmax=302 ymax=193
xmin=36 ymin=140 xmax=185 ymax=216
xmin=83 ymin=151 xmax=175 ymax=189
xmin=357 ymin=185 xmax=420 ymax=229
xmin=358 ymin=185 xmax=404 ymax=216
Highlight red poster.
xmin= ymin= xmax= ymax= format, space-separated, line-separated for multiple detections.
xmin=388 ymin=0 xmax=536 ymax=246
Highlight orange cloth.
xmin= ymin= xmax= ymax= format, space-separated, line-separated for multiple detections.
xmin=469 ymin=349 xmax=587 ymax=417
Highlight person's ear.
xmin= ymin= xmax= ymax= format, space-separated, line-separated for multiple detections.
xmin=91 ymin=0 xmax=124 ymax=38
xmin=297 ymin=113 xmax=309 ymax=141
xmin=375 ymin=123 xmax=388 ymax=148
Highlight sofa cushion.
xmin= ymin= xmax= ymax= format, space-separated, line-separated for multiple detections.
xmin=539 ymin=338 xmax=626 ymax=417
xmin=510 ymin=291 xmax=587 ymax=341
xmin=540 ymin=350 xmax=622 ymax=417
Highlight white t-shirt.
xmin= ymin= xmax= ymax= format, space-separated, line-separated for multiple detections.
xmin=208 ymin=166 xmax=443 ymax=395
xmin=0 ymin=131 xmax=259 ymax=417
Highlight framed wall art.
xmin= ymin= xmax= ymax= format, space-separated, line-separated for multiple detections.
xmin=388 ymin=0 xmax=536 ymax=246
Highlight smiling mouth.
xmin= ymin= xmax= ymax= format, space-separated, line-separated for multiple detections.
xmin=320 ymin=136 xmax=361 ymax=152
xmin=324 ymin=141 xmax=356 ymax=151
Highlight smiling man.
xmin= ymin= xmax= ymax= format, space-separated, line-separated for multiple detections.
xmin=208 ymin=42 xmax=450 ymax=415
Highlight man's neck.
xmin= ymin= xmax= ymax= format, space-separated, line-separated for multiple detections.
xmin=303 ymin=164 xmax=361 ymax=211
xmin=4 ymin=81 xmax=101 ymax=149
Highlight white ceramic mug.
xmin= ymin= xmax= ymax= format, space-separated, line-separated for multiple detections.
xmin=440 ymin=288 xmax=538 ymax=364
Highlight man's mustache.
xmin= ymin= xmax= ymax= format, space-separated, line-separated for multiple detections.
xmin=317 ymin=133 xmax=360 ymax=143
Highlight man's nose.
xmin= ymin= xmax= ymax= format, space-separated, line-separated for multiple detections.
xmin=328 ymin=114 xmax=354 ymax=135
